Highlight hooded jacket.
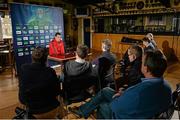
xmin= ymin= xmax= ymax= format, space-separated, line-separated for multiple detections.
xmin=64 ymin=60 xmax=96 ymax=98
xmin=65 ymin=60 xmax=91 ymax=76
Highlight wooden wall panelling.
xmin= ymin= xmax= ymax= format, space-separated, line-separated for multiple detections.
xmin=92 ymin=33 xmax=144 ymax=54
xmin=154 ymin=35 xmax=180 ymax=58
xmin=171 ymin=35 xmax=179 ymax=57
xmin=92 ymin=33 xmax=102 ymax=50
xmin=175 ymin=36 xmax=180 ymax=57
xmin=92 ymin=33 xmax=180 ymax=58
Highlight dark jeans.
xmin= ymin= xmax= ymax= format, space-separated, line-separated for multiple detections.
xmin=47 ymin=60 xmax=59 ymax=67
xmin=79 ymin=87 xmax=115 ymax=118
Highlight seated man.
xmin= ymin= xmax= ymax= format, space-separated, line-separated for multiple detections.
xmin=118 ymin=45 xmax=144 ymax=88
xmin=120 ymin=35 xmax=156 ymax=73
xmin=92 ymin=39 xmax=116 ymax=68
xmin=146 ymin=33 xmax=157 ymax=48
xmin=69 ymin=50 xmax=172 ymax=119
xmin=19 ymin=46 xmax=62 ymax=119
xmin=92 ymin=39 xmax=116 ymax=88
xmin=48 ymin=32 xmax=65 ymax=66
xmin=142 ymin=37 xmax=156 ymax=52
xmin=49 ymin=32 xmax=65 ymax=56
xmin=63 ymin=44 xmax=97 ymax=99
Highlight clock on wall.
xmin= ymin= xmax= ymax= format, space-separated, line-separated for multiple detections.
xmin=137 ymin=1 xmax=145 ymax=10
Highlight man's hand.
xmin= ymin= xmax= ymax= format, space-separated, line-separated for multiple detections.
xmin=112 ymin=88 xmax=124 ymax=99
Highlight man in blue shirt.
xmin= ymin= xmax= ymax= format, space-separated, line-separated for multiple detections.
xmin=69 ymin=50 xmax=172 ymax=119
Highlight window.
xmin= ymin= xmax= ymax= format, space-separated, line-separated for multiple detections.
xmin=146 ymin=15 xmax=166 ymax=25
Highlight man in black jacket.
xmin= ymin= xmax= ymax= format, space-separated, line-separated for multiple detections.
xmin=118 ymin=45 xmax=144 ymax=88
xmin=19 ymin=46 xmax=61 ymax=118
xmin=92 ymin=39 xmax=116 ymax=67
xmin=92 ymin=39 xmax=116 ymax=89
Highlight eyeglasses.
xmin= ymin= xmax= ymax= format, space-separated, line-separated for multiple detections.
xmin=128 ymin=53 xmax=134 ymax=56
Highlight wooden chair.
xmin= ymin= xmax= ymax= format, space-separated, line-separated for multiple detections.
xmin=0 ymin=38 xmax=15 ymax=78
xmin=98 ymin=57 xmax=116 ymax=90
xmin=60 ymin=65 xmax=96 ymax=119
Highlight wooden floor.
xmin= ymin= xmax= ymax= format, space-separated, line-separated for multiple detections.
xmin=0 ymin=50 xmax=180 ymax=119
xmin=0 ymin=69 xmax=20 ymax=119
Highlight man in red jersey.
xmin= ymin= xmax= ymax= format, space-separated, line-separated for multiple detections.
xmin=49 ymin=32 xmax=65 ymax=56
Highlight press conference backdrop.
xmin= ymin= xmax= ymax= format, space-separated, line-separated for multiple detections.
xmin=10 ymin=3 xmax=64 ymax=74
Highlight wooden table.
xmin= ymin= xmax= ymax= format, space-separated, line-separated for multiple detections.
xmin=48 ymin=53 xmax=92 ymax=76
xmin=48 ymin=52 xmax=92 ymax=63
xmin=48 ymin=53 xmax=76 ymax=76
xmin=48 ymin=54 xmax=76 ymax=63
